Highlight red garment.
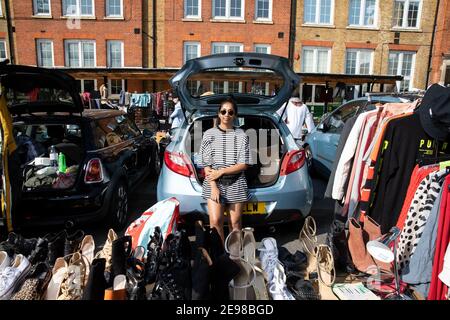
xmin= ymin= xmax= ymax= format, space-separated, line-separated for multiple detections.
xmin=396 ymin=164 xmax=439 ymax=230
xmin=428 ymin=175 xmax=450 ymax=300
xmin=27 ymin=87 xmax=39 ymax=102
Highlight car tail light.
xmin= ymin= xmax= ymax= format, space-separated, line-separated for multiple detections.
xmin=84 ymin=158 xmax=104 ymax=183
xmin=164 ymin=151 xmax=195 ymax=178
xmin=280 ymin=150 xmax=306 ymax=176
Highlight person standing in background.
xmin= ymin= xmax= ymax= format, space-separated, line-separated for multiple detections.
xmin=169 ymin=95 xmax=184 ymax=129
xmin=277 ymin=96 xmax=315 ymax=141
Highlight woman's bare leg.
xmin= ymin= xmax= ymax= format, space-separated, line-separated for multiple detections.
xmin=208 ymin=199 xmax=225 ymax=242
xmin=228 ymin=202 xmax=243 ymax=231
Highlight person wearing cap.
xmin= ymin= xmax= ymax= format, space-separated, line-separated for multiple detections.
xmin=277 ymin=97 xmax=315 ymax=141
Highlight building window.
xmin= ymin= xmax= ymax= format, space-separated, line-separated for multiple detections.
xmin=255 ymin=0 xmax=272 ymax=21
xmin=301 ymin=47 xmax=331 ymax=73
xmin=64 ymin=40 xmax=96 ymax=67
xmin=106 ymin=0 xmax=123 ymax=17
xmin=388 ymin=51 xmax=415 ymax=91
xmin=0 ymin=40 xmax=7 ymax=62
xmin=33 ymin=0 xmax=51 ymax=15
xmin=185 ymin=0 xmax=201 ymax=18
xmin=212 ymin=42 xmax=243 ymax=54
xmin=63 ymin=0 xmax=94 ymax=17
xmin=213 ymin=0 xmax=244 ymax=19
xmin=393 ymin=0 xmax=421 ymax=28
xmin=0 ymin=2 xmax=2 ymax=16
xmin=345 ymin=49 xmax=373 ymax=75
xmin=184 ymin=42 xmax=201 ymax=63
xmin=107 ymin=41 xmax=124 ymax=68
xmin=348 ymin=0 xmax=377 ymax=27
xmin=108 ymin=79 xmax=125 ymax=96
xmin=304 ymin=0 xmax=333 ymax=25
xmin=36 ymin=40 xmax=54 ymax=67
xmin=78 ymin=79 xmax=97 ymax=93
xmin=254 ymin=44 xmax=271 ymax=54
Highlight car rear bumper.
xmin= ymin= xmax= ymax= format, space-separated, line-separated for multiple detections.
xmin=14 ymin=185 xmax=111 ymax=229
xmin=157 ymin=165 xmax=313 ymax=225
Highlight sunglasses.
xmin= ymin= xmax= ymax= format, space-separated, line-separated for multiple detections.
xmin=220 ymin=109 xmax=235 ymax=116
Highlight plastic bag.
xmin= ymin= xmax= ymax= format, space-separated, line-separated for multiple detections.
xmin=125 ymin=197 xmax=180 ymax=254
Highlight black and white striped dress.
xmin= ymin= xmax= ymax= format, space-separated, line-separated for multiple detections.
xmin=199 ymin=126 xmax=252 ymax=204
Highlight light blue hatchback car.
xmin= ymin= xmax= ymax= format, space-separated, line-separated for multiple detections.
xmin=157 ymin=53 xmax=313 ymax=226
xmin=304 ymin=94 xmax=420 ymax=178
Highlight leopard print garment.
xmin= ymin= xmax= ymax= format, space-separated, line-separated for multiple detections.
xmin=397 ymin=170 xmax=445 ymax=271
xmin=11 ymin=278 xmax=40 ymax=300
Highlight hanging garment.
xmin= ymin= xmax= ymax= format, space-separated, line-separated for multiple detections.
xmin=130 ymin=94 xmax=152 ymax=108
xmin=429 ymin=174 xmax=450 ymax=300
xmin=155 ymin=92 xmax=163 ymax=116
xmin=401 ymin=186 xmax=444 ymax=298
xmin=396 ymin=164 xmax=440 ymax=231
xmin=357 ymin=113 xmax=412 ymax=222
xmin=125 ymin=92 xmax=132 ymax=106
xmin=332 ymin=112 xmax=368 ymax=201
xmin=324 ymin=115 xmax=358 ymax=199
xmin=362 ymin=113 xmax=450 ymax=233
xmin=345 ymin=113 xmax=380 ymax=218
xmin=397 ymin=169 xmax=444 ymax=271
xmin=119 ymin=90 xmax=126 ymax=106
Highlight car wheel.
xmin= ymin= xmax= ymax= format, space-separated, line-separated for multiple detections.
xmin=149 ymin=145 xmax=161 ymax=178
xmin=108 ymin=180 xmax=129 ymax=230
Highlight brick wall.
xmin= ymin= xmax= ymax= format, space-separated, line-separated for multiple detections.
xmin=162 ymin=0 xmax=292 ymax=68
xmin=11 ymin=0 xmax=143 ymax=68
xmin=294 ymin=0 xmax=438 ymax=90
xmin=429 ymin=0 xmax=450 ymax=84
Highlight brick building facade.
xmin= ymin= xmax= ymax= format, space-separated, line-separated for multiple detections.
xmin=429 ymin=0 xmax=450 ymax=86
xmin=9 ymin=0 xmax=144 ymax=96
xmin=0 ymin=0 xmax=11 ymax=63
xmin=294 ymin=0 xmax=438 ymax=104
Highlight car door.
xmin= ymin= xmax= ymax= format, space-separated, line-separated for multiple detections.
xmin=315 ymin=99 xmax=367 ymax=173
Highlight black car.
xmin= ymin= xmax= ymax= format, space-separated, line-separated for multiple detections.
xmin=0 ymin=65 xmax=159 ymax=231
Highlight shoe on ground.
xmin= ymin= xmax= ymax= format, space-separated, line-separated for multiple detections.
xmin=0 ymin=251 xmax=11 ymax=273
xmin=0 ymin=254 xmax=31 ymax=300
xmin=268 ymin=263 xmax=295 ymax=301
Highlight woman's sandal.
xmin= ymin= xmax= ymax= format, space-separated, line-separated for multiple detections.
xmin=242 ymin=227 xmax=269 ymax=300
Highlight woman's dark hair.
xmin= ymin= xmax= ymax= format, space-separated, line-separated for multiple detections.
xmin=217 ymin=97 xmax=238 ymax=125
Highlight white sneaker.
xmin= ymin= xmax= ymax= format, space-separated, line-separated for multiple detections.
xmin=268 ymin=263 xmax=295 ymax=300
xmin=258 ymin=237 xmax=279 ymax=282
xmin=0 ymin=251 xmax=11 ymax=273
xmin=0 ymin=254 xmax=31 ymax=300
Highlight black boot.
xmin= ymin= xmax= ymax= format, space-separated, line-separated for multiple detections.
xmin=126 ymin=257 xmax=147 ymax=300
xmin=47 ymin=230 xmax=67 ymax=266
xmin=64 ymin=229 xmax=85 ymax=256
xmin=144 ymin=227 xmax=163 ymax=284
xmin=111 ymin=236 xmax=132 ymax=286
xmin=82 ymin=258 xmax=107 ymax=300
xmin=211 ymin=253 xmax=240 ymax=301
xmin=191 ymin=247 xmax=212 ymax=300
xmin=28 ymin=237 xmax=49 ymax=265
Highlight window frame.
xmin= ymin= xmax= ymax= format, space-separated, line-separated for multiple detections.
xmin=64 ymin=40 xmax=97 ymax=68
xmin=184 ymin=0 xmax=201 ymax=18
xmin=0 ymin=40 xmax=7 ymax=62
xmin=303 ymin=0 xmax=335 ymax=26
xmin=36 ymin=39 xmax=55 ymax=67
xmin=255 ymin=0 xmax=273 ymax=21
xmin=301 ymin=46 xmax=332 ymax=73
xmin=62 ymin=0 xmax=95 ymax=17
xmin=107 ymin=40 xmax=124 ymax=68
xmin=392 ymin=0 xmax=422 ymax=29
xmin=183 ymin=41 xmax=201 ymax=64
xmin=106 ymin=0 xmax=123 ymax=18
xmin=0 ymin=2 xmax=2 ymax=16
xmin=254 ymin=44 xmax=271 ymax=54
xmin=108 ymin=79 xmax=126 ymax=96
xmin=388 ymin=51 xmax=416 ymax=92
xmin=345 ymin=49 xmax=374 ymax=75
xmin=212 ymin=0 xmax=245 ymax=20
xmin=348 ymin=0 xmax=379 ymax=28
xmin=33 ymin=0 xmax=52 ymax=16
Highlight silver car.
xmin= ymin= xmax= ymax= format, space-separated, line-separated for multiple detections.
xmin=157 ymin=53 xmax=313 ymax=225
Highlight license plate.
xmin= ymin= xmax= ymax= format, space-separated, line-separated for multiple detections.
xmin=225 ymin=202 xmax=266 ymax=215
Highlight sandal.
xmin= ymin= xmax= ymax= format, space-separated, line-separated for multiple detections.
xmin=299 ymin=216 xmax=318 ymax=256
xmin=315 ymin=245 xmax=336 ymax=287
xmin=225 ymin=229 xmax=243 ymax=260
xmin=242 ymin=227 xmax=269 ymax=300
xmin=229 ymin=258 xmax=256 ymax=300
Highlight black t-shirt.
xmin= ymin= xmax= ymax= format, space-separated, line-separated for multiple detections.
xmin=368 ymin=112 xmax=450 ymax=233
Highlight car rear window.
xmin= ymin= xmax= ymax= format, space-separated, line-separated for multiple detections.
xmin=92 ymin=115 xmax=141 ymax=149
